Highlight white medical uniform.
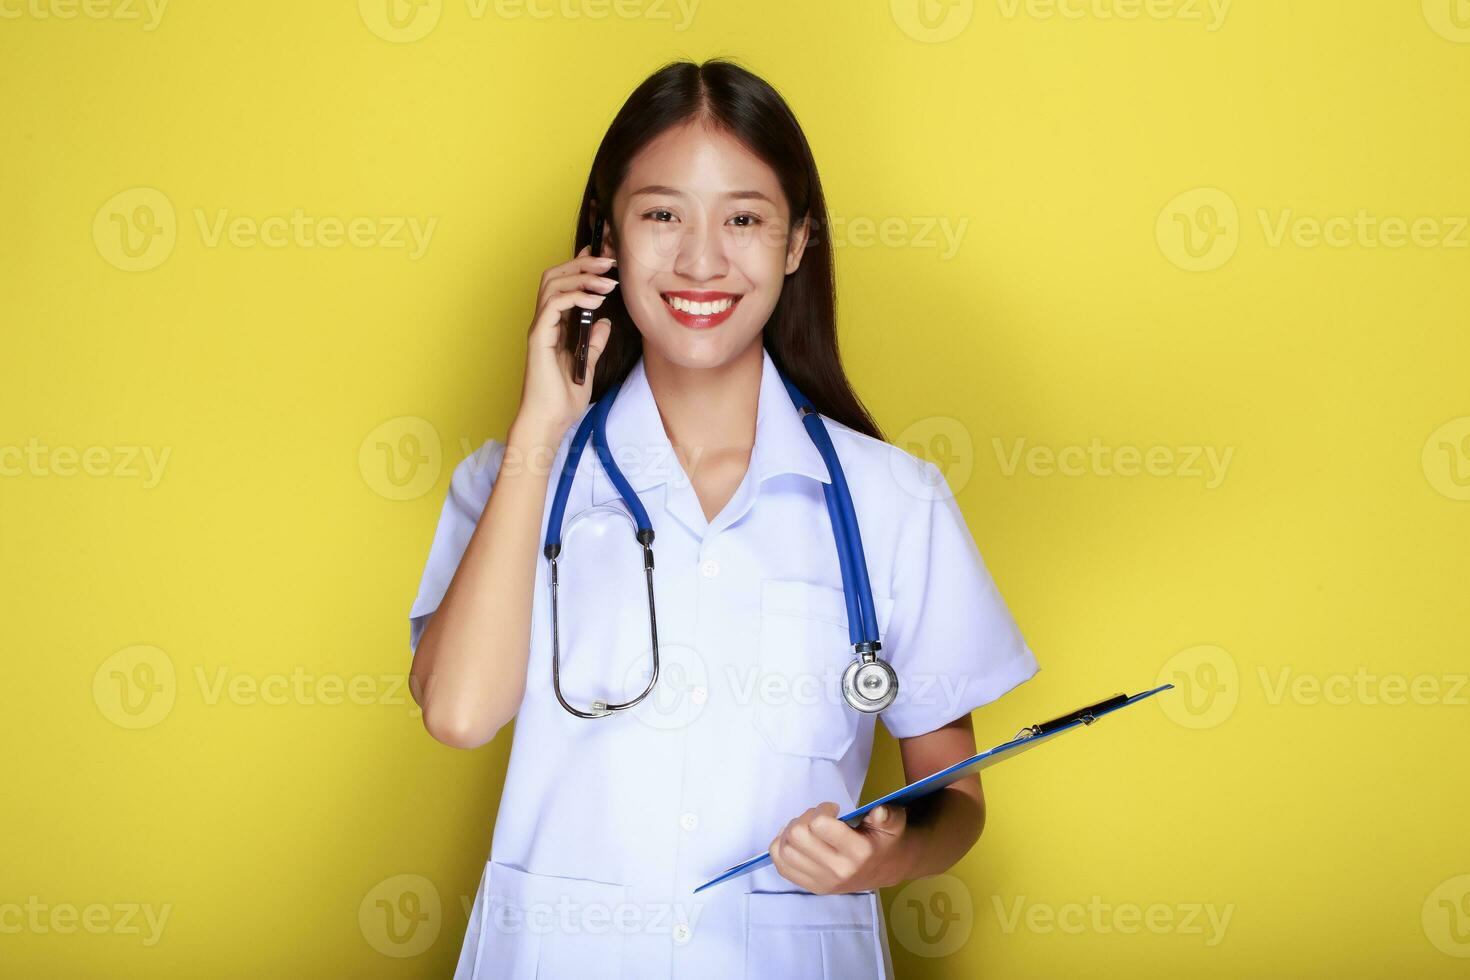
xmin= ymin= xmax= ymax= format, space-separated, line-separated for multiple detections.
xmin=409 ymin=346 xmax=1040 ymax=980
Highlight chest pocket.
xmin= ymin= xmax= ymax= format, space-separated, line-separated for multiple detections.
xmin=754 ymin=579 xmax=895 ymax=761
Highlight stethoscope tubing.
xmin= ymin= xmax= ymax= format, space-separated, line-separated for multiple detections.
xmin=779 ymin=376 xmax=881 ymax=650
xmin=543 ymin=361 xmax=886 ymax=716
xmin=591 ymin=382 xmax=655 ymax=538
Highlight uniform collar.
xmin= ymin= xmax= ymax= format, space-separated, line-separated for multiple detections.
xmin=590 ymin=346 xmax=832 ymax=528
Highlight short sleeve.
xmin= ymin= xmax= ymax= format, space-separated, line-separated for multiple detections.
xmin=407 ymin=438 xmax=507 ymax=654
xmin=878 ymin=457 xmax=1040 ymax=739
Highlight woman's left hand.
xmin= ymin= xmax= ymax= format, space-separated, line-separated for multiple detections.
xmin=768 ymin=802 xmax=912 ymax=894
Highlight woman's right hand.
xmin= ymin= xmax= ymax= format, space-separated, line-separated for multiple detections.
xmin=515 ymin=245 xmax=618 ymax=442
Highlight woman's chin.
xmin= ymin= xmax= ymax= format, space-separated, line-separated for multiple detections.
xmin=641 ymin=325 xmax=760 ymax=371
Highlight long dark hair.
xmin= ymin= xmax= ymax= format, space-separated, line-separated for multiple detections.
xmin=567 ymin=57 xmax=884 ymax=442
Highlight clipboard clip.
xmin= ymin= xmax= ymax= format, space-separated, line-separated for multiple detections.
xmin=1015 ymin=692 xmax=1130 ymax=740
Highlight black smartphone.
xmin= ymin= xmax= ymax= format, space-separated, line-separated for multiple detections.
xmin=571 ymin=213 xmax=611 ymax=386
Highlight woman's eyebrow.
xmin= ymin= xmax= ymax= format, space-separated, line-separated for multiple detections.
xmin=628 ymin=184 xmax=776 ymax=205
xmin=726 ymin=190 xmax=776 ymax=204
xmin=627 ymin=184 xmax=685 ymax=199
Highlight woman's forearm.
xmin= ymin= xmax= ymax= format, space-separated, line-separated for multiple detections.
xmin=892 ymin=776 xmax=986 ymax=883
xmin=409 ymin=415 xmax=563 ymax=749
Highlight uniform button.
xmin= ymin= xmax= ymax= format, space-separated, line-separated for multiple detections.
xmin=672 ymin=922 xmax=692 ymax=944
xmin=679 ymin=811 xmax=699 ymax=832
xmin=699 ymin=559 xmax=720 ymax=579
xmin=690 ymin=686 xmax=708 ymax=706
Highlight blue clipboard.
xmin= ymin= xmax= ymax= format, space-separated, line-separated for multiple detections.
xmin=694 ymin=683 xmax=1173 ymax=894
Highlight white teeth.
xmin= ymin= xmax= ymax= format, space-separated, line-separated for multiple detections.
xmin=664 ymin=295 xmax=735 ymax=316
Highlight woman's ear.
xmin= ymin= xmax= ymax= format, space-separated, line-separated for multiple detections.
xmin=784 ymin=215 xmax=811 ymax=275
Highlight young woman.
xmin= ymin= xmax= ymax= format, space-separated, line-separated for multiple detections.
xmin=407 ymin=58 xmax=1039 ymax=980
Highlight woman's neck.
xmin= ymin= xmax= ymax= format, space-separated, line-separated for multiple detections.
xmin=642 ymin=338 xmax=764 ymax=522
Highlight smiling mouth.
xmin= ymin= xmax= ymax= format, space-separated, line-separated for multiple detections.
xmin=660 ymin=291 xmax=743 ymax=329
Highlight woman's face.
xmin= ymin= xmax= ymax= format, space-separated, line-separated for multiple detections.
xmin=606 ymin=119 xmax=809 ymax=370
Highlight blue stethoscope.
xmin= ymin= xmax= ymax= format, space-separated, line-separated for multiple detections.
xmin=543 ymin=360 xmax=899 ymax=719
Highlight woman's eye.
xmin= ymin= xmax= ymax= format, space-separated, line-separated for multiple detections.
xmin=643 ymin=209 xmax=676 ymax=222
xmin=729 ymin=213 xmax=762 ymax=227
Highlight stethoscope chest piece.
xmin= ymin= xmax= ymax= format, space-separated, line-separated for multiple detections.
xmin=842 ymin=649 xmax=898 ymax=713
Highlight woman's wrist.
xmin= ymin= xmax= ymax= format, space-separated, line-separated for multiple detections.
xmin=506 ymin=413 xmax=568 ymax=481
xmin=883 ymin=812 xmax=930 ymax=886
xmin=509 ymin=412 xmax=566 ymax=450
xmin=885 ymin=787 xmax=984 ymax=887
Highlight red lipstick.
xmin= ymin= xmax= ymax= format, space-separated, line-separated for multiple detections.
xmin=661 ymin=290 xmax=742 ymax=329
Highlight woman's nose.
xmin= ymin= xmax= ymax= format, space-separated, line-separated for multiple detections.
xmin=673 ymin=218 xmax=729 ymax=280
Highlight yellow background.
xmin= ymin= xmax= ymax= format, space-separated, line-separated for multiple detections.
xmin=3 ymin=1 xmax=1467 ymax=976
